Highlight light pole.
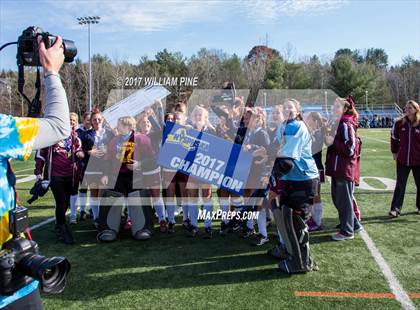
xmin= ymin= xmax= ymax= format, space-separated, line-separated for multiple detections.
xmin=365 ymin=90 xmax=369 ymax=111
xmin=77 ymin=16 xmax=100 ymax=112
xmin=324 ymin=90 xmax=328 ymax=115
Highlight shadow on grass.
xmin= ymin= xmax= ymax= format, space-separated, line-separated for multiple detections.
xmin=32 ymin=219 xmax=294 ymax=302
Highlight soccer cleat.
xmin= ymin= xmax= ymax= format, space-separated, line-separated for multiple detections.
xmin=354 ymin=226 xmax=364 ymax=234
xmin=159 ymin=220 xmax=168 ymax=233
xmin=93 ymin=219 xmax=99 ymax=229
xmin=182 ymin=219 xmax=191 ymax=230
xmin=168 ymin=222 xmax=175 ymax=234
xmin=308 ymin=222 xmax=323 ymax=232
xmin=78 ymin=210 xmax=86 ymax=221
xmin=331 ymin=232 xmax=354 ymax=241
xmin=253 ymin=233 xmax=269 ymax=246
xmin=241 ymin=228 xmax=255 ymax=239
xmin=219 ymin=222 xmax=229 ymax=236
xmin=203 ymin=227 xmax=213 ymax=239
xmin=57 ymin=224 xmax=75 ymax=245
xmin=388 ymin=210 xmax=399 ymax=218
xmin=232 ymin=220 xmax=242 ymax=231
xmin=188 ymin=225 xmax=199 ymax=237
xmin=69 ymin=216 xmax=77 ymax=225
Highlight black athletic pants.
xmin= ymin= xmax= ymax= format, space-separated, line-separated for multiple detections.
xmin=50 ymin=176 xmax=79 ymax=225
xmin=391 ymin=163 xmax=420 ymax=212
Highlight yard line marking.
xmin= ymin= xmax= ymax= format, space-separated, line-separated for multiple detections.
xmin=30 ymin=217 xmax=56 ymax=231
xmin=362 ymin=136 xmax=389 ymax=144
xmin=295 ymin=291 xmax=394 ymax=299
xmin=294 ymin=291 xmax=420 ymax=299
xmin=360 ymin=230 xmax=417 ymax=310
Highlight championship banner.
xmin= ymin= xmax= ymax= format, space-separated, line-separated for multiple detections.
xmin=102 ymin=84 xmax=170 ymax=128
xmin=157 ymin=122 xmax=253 ymax=195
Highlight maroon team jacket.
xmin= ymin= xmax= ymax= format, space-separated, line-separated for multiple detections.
xmin=325 ymin=115 xmax=361 ymax=182
xmin=391 ymin=118 xmax=420 ymax=167
xmin=34 ymin=129 xmax=82 ymax=182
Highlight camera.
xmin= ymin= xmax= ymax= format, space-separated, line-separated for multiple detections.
xmin=17 ymin=26 xmax=77 ymax=67
xmin=0 ymin=206 xmax=71 ymax=295
xmin=212 ymin=81 xmax=237 ymax=105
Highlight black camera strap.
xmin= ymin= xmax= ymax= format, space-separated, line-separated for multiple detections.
xmin=6 ymin=160 xmax=18 ymax=211
xmin=18 ymin=64 xmax=42 ymax=117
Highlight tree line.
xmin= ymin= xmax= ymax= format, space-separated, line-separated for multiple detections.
xmin=0 ymin=45 xmax=419 ymax=116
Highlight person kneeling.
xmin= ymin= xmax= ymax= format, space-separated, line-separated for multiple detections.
xmin=96 ymin=116 xmax=159 ymax=242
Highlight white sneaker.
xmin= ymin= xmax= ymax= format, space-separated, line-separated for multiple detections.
xmin=331 ymin=232 xmax=354 ymax=241
xmin=354 ymin=226 xmax=364 ymax=234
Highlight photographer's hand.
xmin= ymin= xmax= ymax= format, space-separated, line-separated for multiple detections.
xmin=38 ymin=35 xmax=64 ymax=74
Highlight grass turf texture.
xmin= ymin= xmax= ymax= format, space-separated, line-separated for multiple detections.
xmin=13 ymin=128 xmax=419 ymax=309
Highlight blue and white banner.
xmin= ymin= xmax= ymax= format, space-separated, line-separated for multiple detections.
xmin=157 ymin=122 xmax=253 ymax=195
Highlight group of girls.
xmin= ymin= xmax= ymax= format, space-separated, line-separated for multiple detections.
xmin=35 ymin=95 xmax=364 ymax=250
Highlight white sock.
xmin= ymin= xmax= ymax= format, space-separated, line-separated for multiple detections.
xmin=153 ymin=197 xmax=166 ymax=222
xmin=166 ymin=202 xmax=176 ymax=224
xmin=312 ymin=202 xmax=323 ymax=226
xmin=219 ymin=198 xmax=230 ymax=224
xmin=189 ymin=204 xmax=198 ymax=227
xmin=90 ymin=198 xmax=99 ymax=220
xmin=246 ymin=218 xmax=254 ymax=230
xmin=203 ymin=202 xmax=213 ymax=228
xmin=257 ymin=208 xmax=267 ymax=238
xmin=70 ymin=195 xmax=78 ymax=220
xmin=232 ymin=197 xmax=243 ymax=213
xmin=182 ymin=205 xmax=189 ymax=221
xmin=78 ymin=192 xmax=87 ymax=212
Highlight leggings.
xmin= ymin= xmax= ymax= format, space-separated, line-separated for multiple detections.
xmin=50 ymin=176 xmax=78 ymax=225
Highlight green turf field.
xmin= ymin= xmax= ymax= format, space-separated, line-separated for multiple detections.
xmin=14 ymin=128 xmax=420 ymax=310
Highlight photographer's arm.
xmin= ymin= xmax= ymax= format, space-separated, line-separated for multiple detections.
xmin=33 ymin=75 xmax=70 ymax=149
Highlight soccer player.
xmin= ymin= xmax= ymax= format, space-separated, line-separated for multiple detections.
xmin=97 ymin=116 xmax=159 ymax=241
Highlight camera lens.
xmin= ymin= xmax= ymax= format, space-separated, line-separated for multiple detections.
xmin=18 ymin=254 xmax=71 ymax=294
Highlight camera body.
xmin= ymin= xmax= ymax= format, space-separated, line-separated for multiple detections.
xmin=0 ymin=206 xmax=70 ymax=296
xmin=0 ymin=237 xmax=40 ymax=295
xmin=17 ymin=26 xmax=77 ymax=67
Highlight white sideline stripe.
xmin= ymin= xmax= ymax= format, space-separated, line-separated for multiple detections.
xmin=30 ymin=217 xmax=55 ymax=231
xmin=360 ymin=230 xmax=416 ymax=310
xmin=16 ymin=175 xmax=35 ymax=184
xmin=362 ymin=136 xmax=389 ymax=144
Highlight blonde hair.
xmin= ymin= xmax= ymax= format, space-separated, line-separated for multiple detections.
xmin=402 ymin=100 xmax=420 ymax=126
xmin=70 ymin=112 xmax=79 ymax=121
xmin=253 ymin=107 xmax=266 ymax=128
xmin=118 ymin=116 xmax=136 ymax=131
xmin=191 ymin=105 xmax=208 ymax=121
